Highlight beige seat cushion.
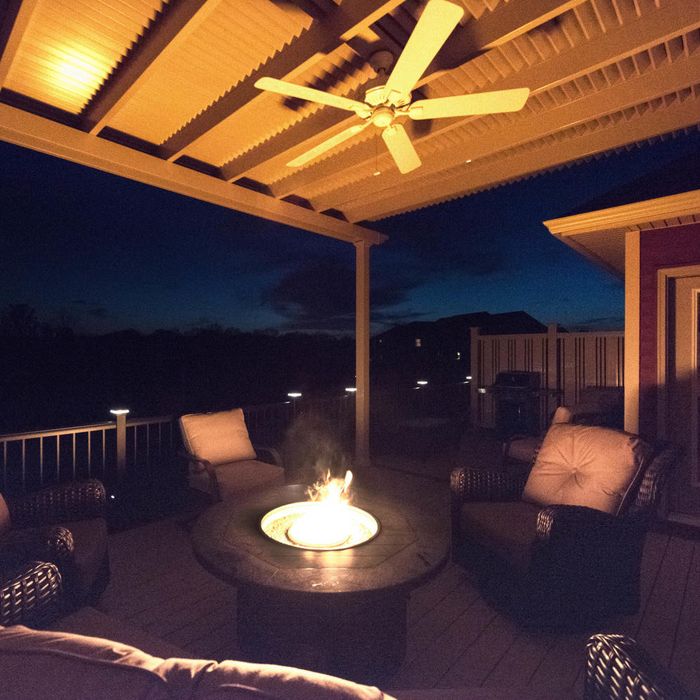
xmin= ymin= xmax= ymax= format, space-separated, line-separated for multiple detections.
xmin=522 ymin=424 xmax=650 ymax=515
xmin=180 ymin=409 xmax=256 ymax=466
xmin=460 ymin=501 xmax=540 ymax=573
xmin=190 ymin=459 xmax=284 ymax=500
xmin=62 ymin=518 xmax=108 ymax=598
xmin=0 ymin=624 xmax=393 ymax=699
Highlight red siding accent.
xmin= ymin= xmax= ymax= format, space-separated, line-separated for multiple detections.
xmin=639 ymin=223 xmax=700 ymax=437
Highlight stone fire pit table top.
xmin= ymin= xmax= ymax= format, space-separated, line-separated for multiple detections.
xmin=190 ymin=484 xmax=449 ymax=596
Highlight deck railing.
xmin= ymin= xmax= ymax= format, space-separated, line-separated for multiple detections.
xmin=0 ymin=396 xmax=355 ymax=494
xmin=0 ymin=415 xmax=175 ymax=494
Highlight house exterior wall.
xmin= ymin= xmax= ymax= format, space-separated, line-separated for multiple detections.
xmin=639 ymin=222 xmax=700 ymax=438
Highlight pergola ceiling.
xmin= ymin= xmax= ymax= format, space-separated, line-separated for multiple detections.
xmin=1 ymin=0 xmax=699 ymax=236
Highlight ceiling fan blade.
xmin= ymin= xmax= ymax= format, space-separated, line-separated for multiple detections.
xmin=255 ymin=77 xmax=368 ymax=113
xmin=409 ymin=88 xmax=530 ymax=119
xmin=383 ymin=0 xmax=464 ymax=104
xmin=382 ymin=124 xmax=421 ymax=174
xmin=287 ymin=123 xmax=369 ymax=168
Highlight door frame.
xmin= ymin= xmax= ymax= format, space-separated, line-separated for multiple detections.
xmin=657 ymin=264 xmax=700 ymax=524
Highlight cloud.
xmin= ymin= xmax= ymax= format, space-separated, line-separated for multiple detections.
xmin=263 ymin=257 xmax=427 ymax=333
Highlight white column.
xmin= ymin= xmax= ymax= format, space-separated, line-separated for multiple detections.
xmin=355 ymin=240 xmax=371 ymax=467
xmin=624 ymin=231 xmax=641 ymax=434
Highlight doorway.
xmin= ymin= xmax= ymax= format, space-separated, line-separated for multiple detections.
xmin=658 ymin=267 xmax=700 ymax=522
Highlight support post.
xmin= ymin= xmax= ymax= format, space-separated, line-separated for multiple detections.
xmin=624 ymin=231 xmax=641 ymax=434
xmin=111 ymin=409 xmax=129 ymax=481
xmin=355 ymin=240 xmax=371 ymax=467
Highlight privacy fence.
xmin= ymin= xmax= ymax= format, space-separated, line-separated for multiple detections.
xmin=470 ymin=324 xmax=625 ymax=430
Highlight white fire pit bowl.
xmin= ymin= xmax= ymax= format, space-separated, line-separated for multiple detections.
xmin=260 ymin=501 xmax=380 ymax=551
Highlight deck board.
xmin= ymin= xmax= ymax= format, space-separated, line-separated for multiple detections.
xmin=96 ymin=469 xmax=700 ymax=698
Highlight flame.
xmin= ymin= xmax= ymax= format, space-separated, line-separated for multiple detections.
xmin=286 ymin=470 xmax=354 ymax=548
xmin=307 ymin=470 xmax=353 ymax=505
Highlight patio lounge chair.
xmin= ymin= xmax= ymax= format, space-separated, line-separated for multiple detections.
xmin=0 ymin=479 xmax=109 ymax=610
xmin=585 ymin=633 xmax=697 ymax=700
xmin=451 ymin=423 xmax=680 ymax=628
xmin=179 ymin=408 xmax=284 ymax=501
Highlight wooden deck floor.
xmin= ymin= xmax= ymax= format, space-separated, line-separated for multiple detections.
xmin=97 ymin=467 xmax=700 ymax=699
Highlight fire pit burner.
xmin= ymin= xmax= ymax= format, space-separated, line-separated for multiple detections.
xmin=260 ymin=501 xmax=380 ymax=550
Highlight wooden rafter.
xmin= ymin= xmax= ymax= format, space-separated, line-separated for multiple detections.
xmin=345 ymin=93 xmax=700 ymax=221
xmin=0 ymin=102 xmax=385 ymax=245
xmin=311 ymin=40 xmax=700 ymax=212
xmin=222 ymin=0 xmax=589 ymax=185
xmin=0 ymin=0 xmax=40 ymax=88
xmin=82 ymin=0 xmax=228 ymax=135
xmin=277 ymin=0 xmax=700 ymax=205
xmin=160 ymin=0 xmax=406 ymax=162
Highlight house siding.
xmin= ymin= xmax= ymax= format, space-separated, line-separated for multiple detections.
xmin=639 ymin=222 xmax=700 ymax=437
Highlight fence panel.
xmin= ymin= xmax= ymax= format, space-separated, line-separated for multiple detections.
xmin=473 ymin=329 xmax=624 ymax=430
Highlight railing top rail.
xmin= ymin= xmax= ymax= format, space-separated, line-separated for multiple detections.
xmin=0 ymin=415 xmax=174 ymax=441
xmin=0 ymin=422 xmax=116 ymax=441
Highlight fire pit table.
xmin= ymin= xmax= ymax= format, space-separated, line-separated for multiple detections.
xmin=190 ymin=484 xmax=449 ymax=682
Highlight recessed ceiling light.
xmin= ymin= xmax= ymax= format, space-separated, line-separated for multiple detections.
xmin=373 ymin=170 xmax=381 ymax=176
xmin=466 ymin=159 xmax=472 ymax=163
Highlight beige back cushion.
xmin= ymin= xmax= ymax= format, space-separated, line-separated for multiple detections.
xmin=180 ymin=409 xmax=256 ymax=466
xmin=522 ymin=424 xmax=651 ymax=515
xmin=0 ymin=493 xmax=10 ymax=535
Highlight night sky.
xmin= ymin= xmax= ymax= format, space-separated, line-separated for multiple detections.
xmin=2 ymin=130 xmax=699 ymax=336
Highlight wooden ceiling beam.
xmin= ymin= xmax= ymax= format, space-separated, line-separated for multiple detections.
xmin=160 ymin=0 xmax=406 ymax=163
xmin=0 ymin=0 xmax=40 ymax=88
xmin=226 ymin=0 xmax=589 ymax=186
xmin=280 ymin=0 xmax=700 ymax=203
xmin=343 ymin=93 xmax=700 ymax=222
xmin=312 ymin=44 xmax=700 ymax=212
xmin=0 ymin=103 xmax=386 ymax=245
xmin=81 ymin=0 xmax=228 ymax=136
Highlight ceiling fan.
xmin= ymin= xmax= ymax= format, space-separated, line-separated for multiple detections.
xmin=254 ymin=0 xmax=529 ymax=174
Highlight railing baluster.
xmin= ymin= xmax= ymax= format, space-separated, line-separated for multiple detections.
xmin=72 ymin=433 xmax=76 ymax=480
xmin=87 ymin=430 xmax=92 ymax=477
xmin=39 ymin=436 xmax=44 ymax=486
xmin=21 ymin=438 xmax=26 ymax=490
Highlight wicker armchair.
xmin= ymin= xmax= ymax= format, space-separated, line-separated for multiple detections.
xmin=0 ymin=560 xmax=63 ymax=628
xmin=585 ymin=634 xmax=697 ymax=700
xmin=451 ymin=430 xmax=680 ymax=629
xmin=0 ymin=479 xmax=108 ymax=607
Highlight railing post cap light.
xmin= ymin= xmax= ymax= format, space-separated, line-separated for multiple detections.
xmin=345 ymin=387 xmax=357 ymax=392
xmin=110 ymin=408 xmax=130 ymax=415
xmin=287 ymin=392 xmax=302 ymax=398
xmin=417 ymin=380 xmax=428 ymax=386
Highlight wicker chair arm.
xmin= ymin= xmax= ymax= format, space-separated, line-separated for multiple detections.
xmin=254 ymin=445 xmax=283 ymax=468
xmin=0 ymin=525 xmax=75 ymax=568
xmin=0 ymin=560 xmax=64 ymax=627
xmin=7 ymin=479 xmax=106 ymax=528
xmin=450 ymin=467 xmax=527 ymax=504
xmin=585 ymin=633 xmax=696 ymax=700
xmin=535 ymin=504 xmax=642 ymax=544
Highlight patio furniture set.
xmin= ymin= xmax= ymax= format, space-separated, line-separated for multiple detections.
xmin=0 ymin=405 xmax=694 ymax=698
